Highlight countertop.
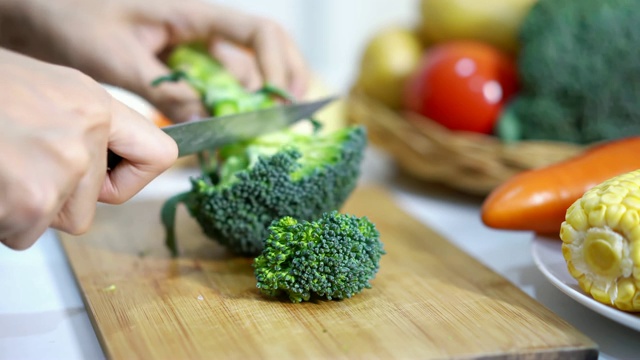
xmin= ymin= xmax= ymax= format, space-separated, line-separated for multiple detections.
xmin=1 ymin=147 xmax=639 ymax=360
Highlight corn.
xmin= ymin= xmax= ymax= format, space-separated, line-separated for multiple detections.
xmin=560 ymin=169 xmax=640 ymax=312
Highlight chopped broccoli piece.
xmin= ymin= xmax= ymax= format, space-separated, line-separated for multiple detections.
xmin=153 ymin=43 xmax=293 ymax=116
xmin=512 ymin=0 xmax=640 ymax=144
xmin=253 ymin=211 xmax=385 ymax=303
xmin=162 ymin=125 xmax=367 ymax=257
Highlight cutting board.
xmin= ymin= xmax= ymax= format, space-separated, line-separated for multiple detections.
xmin=58 ymin=185 xmax=597 ymax=359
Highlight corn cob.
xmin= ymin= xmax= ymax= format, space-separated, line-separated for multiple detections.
xmin=560 ymin=168 xmax=640 ymax=311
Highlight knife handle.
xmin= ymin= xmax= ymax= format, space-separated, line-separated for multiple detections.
xmin=107 ymin=150 xmax=122 ymax=171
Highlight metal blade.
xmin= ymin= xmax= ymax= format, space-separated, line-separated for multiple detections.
xmin=163 ymin=96 xmax=337 ymax=157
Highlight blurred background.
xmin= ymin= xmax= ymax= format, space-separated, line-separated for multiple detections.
xmin=127 ymin=0 xmax=639 ymax=195
xmin=209 ymin=0 xmax=420 ymax=93
xmin=193 ymin=0 xmax=539 ymax=195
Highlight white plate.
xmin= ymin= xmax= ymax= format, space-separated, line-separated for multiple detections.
xmin=531 ymin=235 xmax=640 ymax=332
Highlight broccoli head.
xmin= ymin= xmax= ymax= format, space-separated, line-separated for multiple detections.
xmin=253 ymin=211 xmax=385 ymax=303
xmin=511 ymin=0 xmax=640 ymax=144
xmin=162 ymin=125 xmax=367 ymax=257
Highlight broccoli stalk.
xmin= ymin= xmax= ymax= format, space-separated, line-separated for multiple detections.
xmin=152 ymin=43 xmax=294 ymax=116
xmin=161 ymin=125 xmax=367 ymax=257
xmin=253 ymin=211 xmax=385 ymax=303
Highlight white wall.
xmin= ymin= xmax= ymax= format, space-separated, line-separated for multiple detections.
xmin=208 ymin=0 xmax=420 ymax=93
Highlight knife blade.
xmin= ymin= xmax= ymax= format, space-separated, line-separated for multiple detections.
xmin=107 ymin=96 xmax=336 ymax=170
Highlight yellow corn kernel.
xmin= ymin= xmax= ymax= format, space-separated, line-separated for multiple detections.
xmin=630 ymin=228 xmax=640 ymax=247
xmin=623 ymin=196 xmax=640 ymax=210
xmin=582 ymin=195 xmax=603 ymax=214
xmin=614 ymin=278 xmax=636 ymax=311
xmin=619 ymin=210 xmax=640 ymax=236
xmin=601 ymin=191 xmax=624 ymax=206
xmin=579 ymin=275 xmax=593 ymax=293
xmin=566 ymin=260 xmax=582 ymax=279
xmin=560 ymin=168 xmax=640 ymax=312
xmin=560 ymin=226 xmax=578 ymax=245
xmin=605 ymin=203 xmax=627 ymax=229
xmin=603 ymin=183 xmax=629 ymax=205
xmin=590 ymin=285 xmax=612 ymax=304
xmin=619 ymin=180 xmax=639 ymax=193
xmin=565 ymin=205 xmax=589 ymax=232
xmin=588 ymin=204 xmax=608 ymax=227
xmin=562 ymin=243 xmax=572 ymax=261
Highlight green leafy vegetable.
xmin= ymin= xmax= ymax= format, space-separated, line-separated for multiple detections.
xmin=161 ymin=125 xmax=367 ymax=257
xmin=154 ymin=43 xmax=293 ymax=116
xmin=512 ymin=0 xmax=640 ymax=144
xmin=254 ymin=211 xmax=385 ymax=303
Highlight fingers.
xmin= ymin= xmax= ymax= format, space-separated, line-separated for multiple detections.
xmin=168 ymin=2 xmax=311 ymax=98
xmin=0 ymin=110 xmax=97 ymax=250
xmin=247 ymin=23 xmax=310 ymax=99
xmin=2 ymin=215 xmax=59 ymax=251
xmin=99 ymin=96 xmax=178 ymax=204
xmin=85 ymin=30 xmax=206 ymax=123
xmin=248 ymin=22 xmax=288 ymax=92
xmin=0 ymin=172 xmax=70 ymax=250
xmin=214 ymin=17 xmax=310 ymax=98
xmin=50 ymin=114 xmax=109 ymax=236
xmin=0 ymin=48 xmax=176 ymax=251
xmin=0 ymin=94 xmax=177 ymax=251
xmin=209 ymin=38 xmax=262 ymax=92
xmin=282 ymin=33 xmax=310 ymax=99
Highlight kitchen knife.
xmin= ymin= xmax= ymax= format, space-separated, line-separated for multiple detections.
xmin=107 ymin=96 xmax=336 ymax=170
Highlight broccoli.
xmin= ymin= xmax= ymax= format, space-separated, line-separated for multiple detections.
xmin=161 ymin=125 xmax=367 ymax=257
xmin=253 ymin=211 xmax=385 ymax=303
xmin=507 ymin=0 xmax=640 ymax=144
xmin=153 ymin=43 xmax=293 ymax=116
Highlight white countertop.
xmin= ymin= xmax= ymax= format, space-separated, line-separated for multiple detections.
xmin=1 ymin=147 xmax=639 ymax=360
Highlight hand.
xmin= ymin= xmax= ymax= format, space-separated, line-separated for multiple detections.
xmin=0 ymin=49 xmax=178 ymax=250
xmin=0 ymin=0 xmax=310 ymax=122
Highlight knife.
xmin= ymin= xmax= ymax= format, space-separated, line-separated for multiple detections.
xmin=107 ymin=96 xmax=336 ymax=170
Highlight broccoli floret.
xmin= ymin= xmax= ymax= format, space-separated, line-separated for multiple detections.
xmin=253 ymin=211 xmax=385 ymax=303
xmin=162 ymin=125 xmax=367 ymax=257
xmin=512 ymin=0 xmax=640 ymax=144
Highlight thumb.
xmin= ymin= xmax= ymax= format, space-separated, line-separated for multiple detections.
xmin=100 ymin=96 xmax=178 ymax=204
xmin=125 ymin=49 xmax=207 ymax=123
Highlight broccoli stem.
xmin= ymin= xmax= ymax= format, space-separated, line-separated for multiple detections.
xmin=160 ymin=191 xmax=191 ymax=257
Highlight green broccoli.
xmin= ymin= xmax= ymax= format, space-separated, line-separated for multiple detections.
xmin=161 ymin=125 xmax=367 ymax=257
xmin=506 ymin=0 xmax=640 ymax=144
xmin=253 ymin=211 xmax=385 ymax=303
xmin=153 ymin=43 xmax=293 ymax=116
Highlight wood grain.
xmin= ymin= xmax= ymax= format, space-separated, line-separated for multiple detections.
xmin=58 ymin=185 xmax=597 ymax=359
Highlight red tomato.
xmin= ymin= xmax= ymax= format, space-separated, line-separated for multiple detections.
xmin=403 ymin=41 xmax=519 ymax=134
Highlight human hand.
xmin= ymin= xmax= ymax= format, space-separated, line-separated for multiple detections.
xmin=0 ymin=0 xmax=310 ymax=122
xmin=0 ymin=49 xmax=178 ymax=250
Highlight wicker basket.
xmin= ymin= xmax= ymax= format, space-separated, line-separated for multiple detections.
xmin=346 ymin=90 xmax=585 ymax=196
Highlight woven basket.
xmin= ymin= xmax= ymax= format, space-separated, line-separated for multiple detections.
xmin=346 ymin=90 xmax=585 ymax=196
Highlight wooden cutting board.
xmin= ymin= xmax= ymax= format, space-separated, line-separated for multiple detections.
xmin=58 ymin=185 xmax=597 ymax=359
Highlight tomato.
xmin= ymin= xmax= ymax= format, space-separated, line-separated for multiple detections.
xmin=403 ymin=41 xmax=519 ymax=134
